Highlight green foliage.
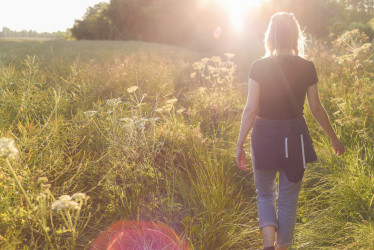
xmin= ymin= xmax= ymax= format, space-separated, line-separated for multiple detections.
xmin=71 ymin=3 xmax=114 ymax=40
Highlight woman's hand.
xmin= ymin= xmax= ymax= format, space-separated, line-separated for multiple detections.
xmin=236 ymin=146 xmax=247 ymax=171
xmin=330 ymin=137 xmax=345 ymax=156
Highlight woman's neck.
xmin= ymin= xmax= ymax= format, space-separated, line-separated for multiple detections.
xmin=276 ymin=49 xmax=295 ymax=56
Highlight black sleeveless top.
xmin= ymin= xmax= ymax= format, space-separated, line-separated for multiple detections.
xmin=249 ymin=55 xmax=318 ymax=120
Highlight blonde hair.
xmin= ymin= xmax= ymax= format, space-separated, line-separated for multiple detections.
xmin=264 ymin=12 xmax=305 ymax=57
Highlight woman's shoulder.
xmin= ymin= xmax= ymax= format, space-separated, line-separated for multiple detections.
xmin=250 ymin=55 xmax=316 ymax=72
xmin=293 ymin=56 xmax=315 ymax=65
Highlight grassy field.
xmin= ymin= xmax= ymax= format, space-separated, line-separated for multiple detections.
xmin=0 ymin=33 xmax=373 ymax=249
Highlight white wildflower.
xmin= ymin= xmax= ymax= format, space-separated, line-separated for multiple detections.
xmin=201 ymin=58 xmax=209 ymax=63
xmin=190 ymin=72 xmax=196 ymax=79
xmin=224 ymin=53 xmax=235 ymax=59
xmin=67 ymin=201 xmax=80 ymax=210
xmin=211 ymin=56 xmax=221 ymax=63
xmin=106 ymin=98 xmax=122 ymax=106
xmin=83 ymin=111 xmax=97 ymax=117
xmin=52 ymin=200 xmax=65 ymax=212
xmin=135 ymin=118 xmax=148 ymax=128
xmin=192 ymin=62 xmax=203 ymax=70
xmin=155 ymin=108 xmax=164 ymax=112
xmin=127 ymin=86 xmax=139 ymax=93
xmin=72 ymin=192 xmax=88 ymax=201
xmin=52 ymin=195 xmax=80 ymax=212
xmin=166 ymin=98 xmax=178 ymax=104
xmin=52 ymin=199 xmax=79 ymax=212
xmin=59 ymin=195 xmax=72 ymax=201
xmin=0 ymin=138 xmax=18 ymax=158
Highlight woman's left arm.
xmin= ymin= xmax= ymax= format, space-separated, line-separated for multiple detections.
xmin=236 ymin=78 xmax=260 ymax=171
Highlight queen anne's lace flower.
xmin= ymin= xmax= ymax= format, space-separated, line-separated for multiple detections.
xmin=0 ymin=138 xmax=18 ymax=158
xmin=72 ymin=193 xmax=89 ymax=201
xmin=59 ymin=195 xmax=72 ymax=201
xmin=52 ymin=195 xmax=81 ymax=212
xmin=106 ymin=98 xmax=122 ymax=106
xmin=224 ymin=53 xmax=235 ymax=59
xmin=127 ymin=86 xmax=139 ymax=93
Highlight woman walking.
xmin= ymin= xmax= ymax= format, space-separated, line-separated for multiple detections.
xmin=236 ymin=12 xmax=345 ymax=249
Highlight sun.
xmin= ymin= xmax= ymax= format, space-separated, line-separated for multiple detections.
xmin=216 ymin=0 xmax=261 ymax=31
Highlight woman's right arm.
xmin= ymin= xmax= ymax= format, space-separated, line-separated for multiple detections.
xmin=306 ymin=84 xmax=345 ymax=155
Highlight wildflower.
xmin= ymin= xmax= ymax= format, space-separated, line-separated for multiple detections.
xmin=127 ymin=86 xmax=139 ymax=93
xmin=72 ymin=192 xmax=89 ymax=201
xmin=83 ymin=111 xmax=97 ymax=117
xmin=190 ymin=72 xmax=196 ymax=79
xmin=211 ymin=56 xmax=221 ymax=63
xmin=192 ymin=62 xmax=203 ymax=70
xmin=135 ymin=118 xmax=148 ymax=128
xmin=155 ymin=108 xmax=164 ymax=112
xmin=166 ymin=98 xmax=178 ymax=104
xmin=106 ymin=98 xmax=122 ymax=106
xmin=52 ymin=195 xmax=80 ymax=213
xmin=224 ymin=53 xmax=235 ymax=59
xmin=0 ymin=138 xmax=18 ymax=158
xmin=59 ymin=195 xmax=72 ymax=201
xmin=201 ymin=58 xmax=209 ymax=63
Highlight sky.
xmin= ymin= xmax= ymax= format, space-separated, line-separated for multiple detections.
xmin=0 ymin=0 xmax=109 ymax=33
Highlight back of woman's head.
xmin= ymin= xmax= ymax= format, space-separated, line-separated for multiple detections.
xmin=264 ymin=12 xmax=305 ymax=57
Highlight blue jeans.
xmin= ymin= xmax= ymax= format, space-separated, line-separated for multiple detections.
xmin=253 ymin=168 xmax=302 ymax=247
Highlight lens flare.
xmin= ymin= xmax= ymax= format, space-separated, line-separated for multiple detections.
xmin=214 ymin=26 xmax=222 ymax=39
xmin=91 ymin=220 xmax=190 ymax=250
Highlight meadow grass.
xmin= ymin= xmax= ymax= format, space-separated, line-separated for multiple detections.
xmin=0 ymin=36 xmax=373 ymax=249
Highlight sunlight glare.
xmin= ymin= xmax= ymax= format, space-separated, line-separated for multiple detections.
xmin=216 ymin=0 xmax=261 ymax=31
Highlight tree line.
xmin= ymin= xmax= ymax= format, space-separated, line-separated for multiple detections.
xmin=70 ymin=0 xmax=374 ymax=51
xmin=0 ymin=27 xmax=68 ymax=39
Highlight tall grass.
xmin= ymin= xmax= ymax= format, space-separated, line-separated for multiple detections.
xmin=0 ymin=35 xmax=373 ymax=249
xmin=295 ymin=30 xmax=374 ymax=248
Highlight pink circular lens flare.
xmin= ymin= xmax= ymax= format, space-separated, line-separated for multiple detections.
xmin=91 ymin=221 xmax=190 ymax=250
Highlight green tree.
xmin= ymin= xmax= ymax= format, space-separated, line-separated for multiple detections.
xmin=71 ymin=3 xmax=114 ymax=40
